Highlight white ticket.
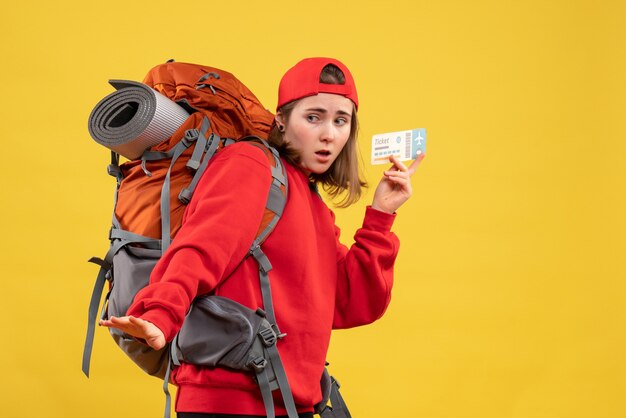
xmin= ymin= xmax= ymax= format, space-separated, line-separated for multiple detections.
xmin=371 ymin=128 xmax=426 ymax=165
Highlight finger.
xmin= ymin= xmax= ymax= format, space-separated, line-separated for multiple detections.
xmin=381 ymin=174 xmax=411 ymax=191
xmin=127 ymin=316 xmax=144 ymax=327
xmin=130 ymin=316 xmax=158 ymax=335
xmin=384 ymin=169 xmax=410 ymax=178
xmin=100 ymin=318 xmax=130 ymax=331
xmin=407 ymin=153 xmax=425 ymax=175
xmin=389 ymin=155 xmax=409 ymax=172
xmin=384 ymin=175 xmax=410 ymax=187
xmin=147 ymin=339 xmax=165 ymax=351
xmin=109 ymin=316 xmax=132 ymax=326
xmin=383 ymin=173 xmax=410 ymax=186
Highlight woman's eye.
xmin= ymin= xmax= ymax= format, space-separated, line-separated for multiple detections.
xmin=307 ymin=114 xmax=319 ymax=122
xmin=335 ymin=118 xmax=348 ymax=126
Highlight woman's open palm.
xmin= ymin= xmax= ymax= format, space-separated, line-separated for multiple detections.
xmin=100 ymin=315 xmax=166 ymax=350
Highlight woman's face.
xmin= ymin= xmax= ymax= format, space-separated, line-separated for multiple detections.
xmin=278 ymin=93 xmax=353 ymax=176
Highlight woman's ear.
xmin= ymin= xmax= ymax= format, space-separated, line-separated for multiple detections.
xmin=275 ymin=112 xmax=286 ymax=132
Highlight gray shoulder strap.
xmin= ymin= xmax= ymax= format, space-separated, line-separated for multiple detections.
xmin=247 ymin=138 xmax=288 ymax=331
xmin=244 ymin=139 xmax=298 ymax=418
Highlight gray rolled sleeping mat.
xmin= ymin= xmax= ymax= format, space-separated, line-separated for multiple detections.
xmin=88 ymin=80 xmax=190 ymax=160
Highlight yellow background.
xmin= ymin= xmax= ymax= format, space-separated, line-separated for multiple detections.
xmin=1 ymin=0 xmax=624 ymax=417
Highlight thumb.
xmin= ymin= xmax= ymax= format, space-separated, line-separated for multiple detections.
xmin=146 ymin=333 xmax=166 ymax=351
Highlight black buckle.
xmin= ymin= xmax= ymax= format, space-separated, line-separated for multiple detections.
xmin=205 ymin=133 xmax=217 ymax=151
xmin=248 ymin=356 xmax=267 ymax=373
xmin=107 ymin=164 xmax=121 ymax=178
xmin=178 ymin=188 xmax=192 ymax=204
xmin=88 ymin=256 xmax=112 ymax=273
xmin=259 ymin=326 xmax=277 ymax=347
xmin=182 ymin=129 xmax=199 ymax=147
xmin=272 ymin=324 xmax=287 ymax=339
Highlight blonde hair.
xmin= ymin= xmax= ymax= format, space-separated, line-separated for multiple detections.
xmin=267 ymin=64 xmax=366 ymax=207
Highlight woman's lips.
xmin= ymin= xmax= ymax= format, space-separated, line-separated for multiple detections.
xmin=315 ymin=150 xmax=331 ymax=163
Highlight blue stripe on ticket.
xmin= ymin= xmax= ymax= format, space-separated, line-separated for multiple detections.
xmin=412 ymin=129 xmax=426 ymax=157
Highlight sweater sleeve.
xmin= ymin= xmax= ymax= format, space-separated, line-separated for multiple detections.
xmin=126 ymin=143 xmax=273 ymax=341
xmin=332 ymin=206 xmax=400 ymax=329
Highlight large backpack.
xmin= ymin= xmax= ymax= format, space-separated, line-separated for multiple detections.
xmin=82 ymin=61 xmax=350 ymax=418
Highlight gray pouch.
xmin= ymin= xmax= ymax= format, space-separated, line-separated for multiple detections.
xmin=174 ymin=296 xmax=268 ymax=369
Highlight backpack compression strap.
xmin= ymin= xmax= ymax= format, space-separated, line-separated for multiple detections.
xmin=141 ymin=116 xmax=216 ymax=252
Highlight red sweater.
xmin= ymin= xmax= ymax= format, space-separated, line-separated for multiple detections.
xmin=127 ymin=142 xmax=399 ymax=415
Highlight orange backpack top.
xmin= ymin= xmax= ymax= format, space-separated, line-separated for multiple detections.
xmin=144 ymin=61 xmax=273 ymax=139
xmin=114 ymin=61 xmax=276 ymax=242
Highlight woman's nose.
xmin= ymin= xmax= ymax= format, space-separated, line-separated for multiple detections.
xmin=320 ymin=122 xmax=336 ymax=142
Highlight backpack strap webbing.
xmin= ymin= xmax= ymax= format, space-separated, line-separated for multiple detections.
xmin=163 ymin=351 xmax=174 ymax=418
xmin=179 ymin=132 xmax=221 ymax=204
xmin=81 ymin=264 xmax=108 ymax=377
xmin=256 ymin=365 xmax=276 ymax=417
xmin=159 ymin=118 xmax=213 ymax=251
xmin=319 ymin=376 xmax=352 ymax=418
xmin=263 ymin=342 xmax=298 ymax=418
xmin=244 ymin=137 xmax=287 ymax=332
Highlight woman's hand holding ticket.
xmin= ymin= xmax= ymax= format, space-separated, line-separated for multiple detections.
xmin=371 ymin=154 xmax=424 ymax=214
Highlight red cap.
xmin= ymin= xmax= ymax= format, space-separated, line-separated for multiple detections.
xmin=277 ymin=57 xmax=359 ymax=110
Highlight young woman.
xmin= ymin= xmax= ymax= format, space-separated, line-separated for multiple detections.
xmin=101 ymin=57 xmax=423 ymax=418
